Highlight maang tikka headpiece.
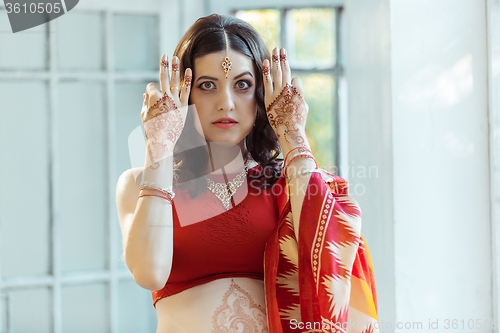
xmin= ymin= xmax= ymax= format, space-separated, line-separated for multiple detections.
xmin=221 ymin=28 xmax=232 ymax=79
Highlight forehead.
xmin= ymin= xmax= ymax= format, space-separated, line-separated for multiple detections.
xmin=193 ymin=50 xmax=254 ymax=78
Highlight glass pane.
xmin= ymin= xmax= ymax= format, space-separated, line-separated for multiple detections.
xmin=113 ymin=82 xmax=153 ymax=180
xmin=114 ymin=14 xmax=158 ymax=71
xmin=62 ymin=283 xmax=109 ymax=332
xmin=297 ymin=73 xmax=335 ymax=169
xmin=234 ymin=9 xmax=280 ymax=55
xmin=114 ymin=82 xmax=155 ymax=269
xmin=0 ymin=80 xmax=50 ymax=277
xmin=58 ymin=81 xmax=107 ymax=272
xmin=118 ymin=280 xmax=157 ymax=332
xmin=287 ymin=8 xmax=336 ymax=68
xmin=57 ymin=12 xmax=104 ymax=71
xmin=10 ymin=288 xmax=51 ymax=333
xmin=0 ymin=9 xmax=48 ymax=70
xmin=1 ymin=293 xmax=7 ymax=333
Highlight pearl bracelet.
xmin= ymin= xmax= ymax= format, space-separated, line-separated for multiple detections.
xmin=287 ymin=168 xmax=321 ymax=183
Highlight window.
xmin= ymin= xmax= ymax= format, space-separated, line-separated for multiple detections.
xmin=235 ymin=7 xmax=342 ymax=170
xmin=0 ymin=8 xmax=159 ymax=333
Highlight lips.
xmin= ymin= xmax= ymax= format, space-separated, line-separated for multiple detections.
xmin=212 ymin=117 xmax=238 ymax=124
xmin=213 ymin=123 xmax=237 ymax=128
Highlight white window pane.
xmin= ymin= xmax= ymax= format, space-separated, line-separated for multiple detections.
xmin=118 ymin=280 xmax=157 ymax=332
xmin=0 ymin=10 xmax=47 ymax=70
xmin=1 ymin=293 xmax=7 ymax=332
xmin=57 ymin=12 xmax=104 ymax=71
xmin=297 ymin=73 xmax=336 ymax=168
xmin=10 ymin=288 xmax=51 ymax=333
xmin=114 ymin=14 xmax=159 ymax=71
xmin=113 ymin=82 xmax=152 ymax=269
xmin=287 ymin=8 xmax=336 ymax=68
xmin=113 ymin=82 xmax=151 ymax=180
xmin=235 ymin=9 xmax=280 ymax=54
xmin=62 ymin=283 xmax=109 ymax=332
xmin=58 ymin=81 xmax=107 ymax=272
xmin=0 ymin=81 xmax=50 ymax=277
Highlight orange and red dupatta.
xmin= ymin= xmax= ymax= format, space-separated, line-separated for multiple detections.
xmin=265 ymin=170 xmax=378 ymax=333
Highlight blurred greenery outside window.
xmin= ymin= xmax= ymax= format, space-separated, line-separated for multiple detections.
xmin=235 ymin=8 xmax=341 ymax=172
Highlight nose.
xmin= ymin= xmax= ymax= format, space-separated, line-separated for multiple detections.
xmin=216 ymin=85 xmax=235 ymax=112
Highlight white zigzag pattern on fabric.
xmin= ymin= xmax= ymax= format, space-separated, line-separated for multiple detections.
xmin=279 ymin=234 xmax=299 ymax=267
xmin=325 ymin=239 xmax=358 ymax=279
xmin=277 ymin=228 xmax=301 ymax=320
xmin=322 ymin=269 xmax=351 ymax=318
xmin=334 ymin=196 xmax=363 ymax=234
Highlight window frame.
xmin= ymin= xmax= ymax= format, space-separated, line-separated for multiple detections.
xmin=232 ymin=6 xmax=344 ymax=170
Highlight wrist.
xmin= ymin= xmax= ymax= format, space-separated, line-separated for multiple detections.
xmin=286 ymin=155 xmax=317 ymax=176
xmin=278 ymin=129 xmax=310 ymax=155
xmin=142 ymin=150 xmax=174 ymax=188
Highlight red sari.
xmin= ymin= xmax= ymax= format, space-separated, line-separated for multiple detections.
xmin=264 ymin=169 xmax=378 ymax=333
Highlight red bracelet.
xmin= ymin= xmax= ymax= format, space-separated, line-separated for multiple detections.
xmin=284 ymin=146 xmax=312 ymax=167
xmin=285 ymin=154 xmax=318 ymax=178
xmin=140 ymin=187 xmax=170 ymax=197
xmin=284 ymin=150 xmax=317 ymax=176
xmin=138 ymin=194 xmax=173 ymax=204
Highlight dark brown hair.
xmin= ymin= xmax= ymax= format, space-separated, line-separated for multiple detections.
xmin=172 ymin=14 xmax=282 ymax=197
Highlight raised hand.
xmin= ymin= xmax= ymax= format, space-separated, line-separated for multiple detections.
xmin=141 ymin=55 xmax=192 ymax=169
xmin=263 ymin=47 xmax=309 ymax=150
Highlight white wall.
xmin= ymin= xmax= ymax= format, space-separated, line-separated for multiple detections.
xmin=391 ymin=0 xmax=491 ymax=329
xmin=346 ymin=0 xmax=494 ymax=332
xmin=488 ymin=0 xmax=500 ymax=327
xmin=343 ymin=0 xmax=395 ymax=329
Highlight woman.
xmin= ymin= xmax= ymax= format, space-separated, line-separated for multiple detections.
xmin=116 ymin=14 xmax=378 ymax=333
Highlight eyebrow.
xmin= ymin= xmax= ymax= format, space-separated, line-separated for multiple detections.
xmin=195 ymin=71 xmax=254 ymax=83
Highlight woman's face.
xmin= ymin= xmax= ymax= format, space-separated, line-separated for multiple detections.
xmin=189 ymin=50 xmax=257 ymax=148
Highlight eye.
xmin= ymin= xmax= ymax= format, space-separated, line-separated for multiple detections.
xmin=236 ymin=80 xmax=251 ymax=90
xmin=199 ymin=81 xmax=215 ymax=90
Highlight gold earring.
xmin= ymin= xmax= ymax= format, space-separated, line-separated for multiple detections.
xmin=222 ymin=28 xmax=232 ymax=79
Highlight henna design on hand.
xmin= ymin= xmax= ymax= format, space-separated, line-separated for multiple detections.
xmin=160 ymin=59 xmax=168 ymax=70
xmin=184 ymin=74 xmax=192 ymax=91
xmin=211 ymin=280 xmax=267 ymax=333
xmin=272 ymin=54 xmax=279 ymax=65
xmin=143 ymin=93 xmax=183 ymax=167
xmin=266 ymin=83 xmax=308 ymax=147
xmin=263 ymin=65 xmax=270 ymax=82
xmin=172 ymin=62 xmax=180 ymax=73
xmin=280 ymin=53 xmax=287 ymax=69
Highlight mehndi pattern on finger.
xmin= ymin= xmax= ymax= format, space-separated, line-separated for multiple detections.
xmin=280 ymin=53 xmax=287 ymax=69
xmin=266 ymin=83 xmax=308 ymax=147
xmin=172 ymin=62 xmax=180 ymax=73
xmin=161 ymin=58 xmax=168 ymax=70
xmin=263 ymin=65 xmax=270 ymax=82
xmin=272 ymin=54 xmax=279 ymax=65
xmin=184 ymin=73 xmax=192 ymax=90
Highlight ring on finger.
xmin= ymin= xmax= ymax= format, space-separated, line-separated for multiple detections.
xmin=170 ymin=87 xmax=179 ymax=91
